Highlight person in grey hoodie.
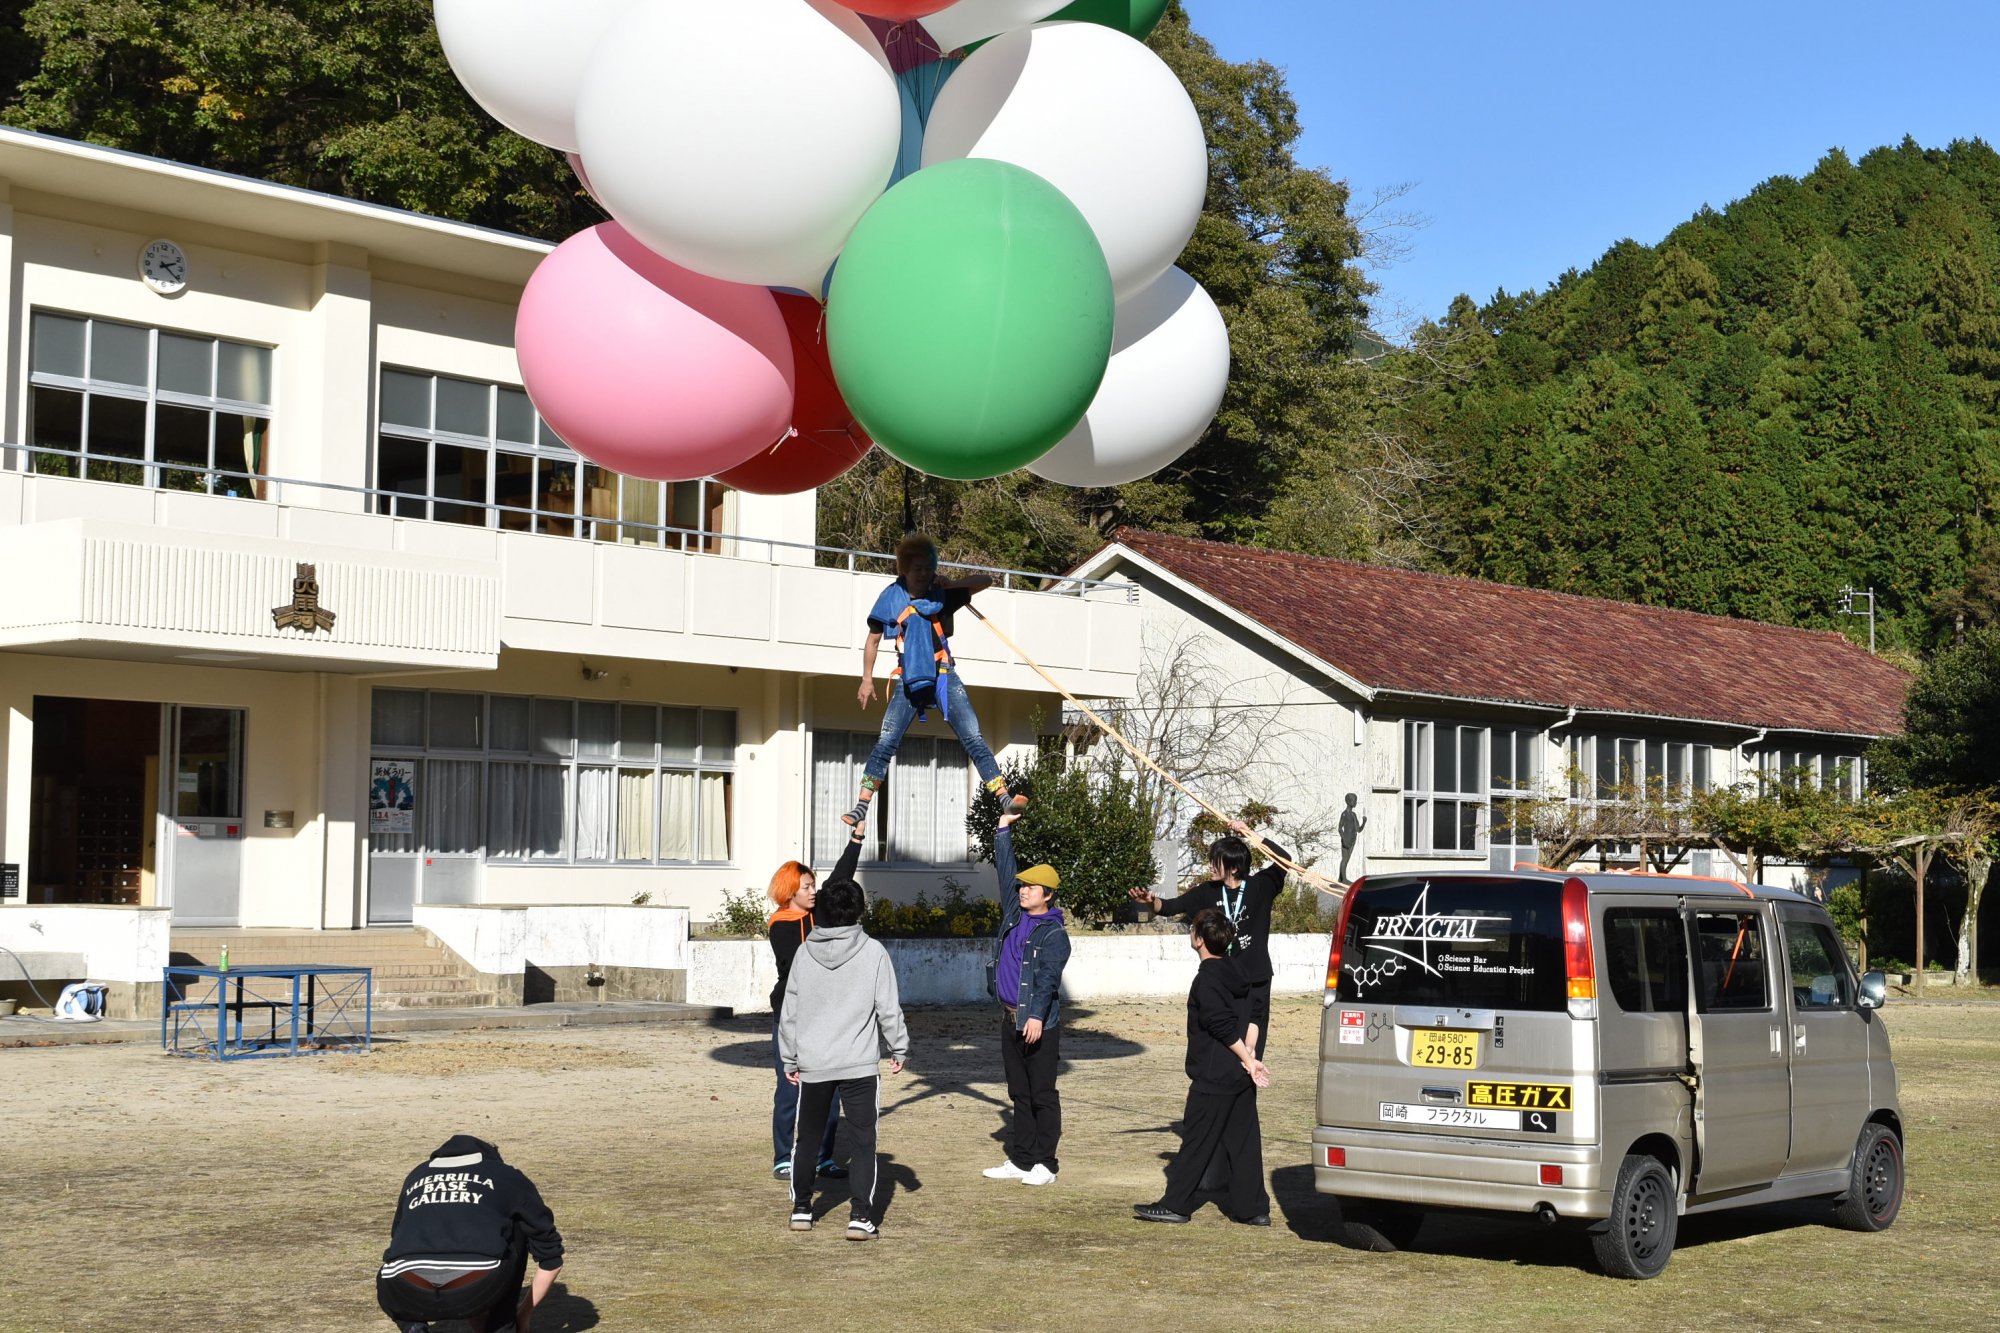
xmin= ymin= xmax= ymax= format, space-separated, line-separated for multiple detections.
xmin=778 ymin=876 xmax=909 ymax=1240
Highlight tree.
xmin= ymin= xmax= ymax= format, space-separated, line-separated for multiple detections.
xmin=967 ymin=752 xmax=1157 ymax=927
xmin=1842 ymin=790 xmax=1988 ymax=992
xmin=3 ymin=0 xmax=595 ymax=240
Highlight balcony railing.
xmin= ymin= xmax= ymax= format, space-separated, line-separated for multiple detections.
xmin=1 ymin=441 xmax=1135 ymax=600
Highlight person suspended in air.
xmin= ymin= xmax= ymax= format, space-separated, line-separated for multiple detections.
xmin=844 ymin=532 xmax=1025 ymax=830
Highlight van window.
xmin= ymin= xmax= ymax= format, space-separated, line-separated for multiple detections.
xmin=1334 ymin=877 xmax=1565 ymax=1011
xmin=1604 ymin=908 xmax=1688 ymax=1013
xmin=1782 ymin=918 xmax=1852 ymax=1010
xmin=1692 ymin=910 xmax=1770 ymax=1012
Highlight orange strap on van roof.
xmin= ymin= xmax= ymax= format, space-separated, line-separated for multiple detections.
xmin=1535 ymin=865 xmax=1759 ymax=898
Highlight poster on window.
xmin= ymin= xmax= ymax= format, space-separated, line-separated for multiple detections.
xmin=370 ymin=759 xmax=416 ymax=834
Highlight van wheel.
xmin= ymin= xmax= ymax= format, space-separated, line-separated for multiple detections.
xmin=1832 ymin=1123 xmax=1902 ymax=1232
xmin=1591 ymin=1155 xmax=1677 ymax=1279
xmin=1340 ymin=1202 xmax=1424 ymax=1252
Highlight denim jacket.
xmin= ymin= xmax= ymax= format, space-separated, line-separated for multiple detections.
xmin=988 ymin=827 xmax=1071 ymax=1031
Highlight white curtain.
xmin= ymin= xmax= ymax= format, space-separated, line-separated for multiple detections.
xmin=617 ymin=768 xmax=654 ymax=861
xmin=934 ymin=744 xmax=971 ymax=863
xmin=575 ymin=766 xmax=613 ymax=861
xmin=889 ymin=737 xmax=935 ymax=864
xmin=485 ymin=761 xmax=530 ymax=857
xmin=660 ymin=770 xmax=696 ymax=861
xmin=424 ymin=759 xmax=481 ymax=855
xmin=699 ymin=773 xmax=731 ymax=862
xmin=811 ymin=732 xmax=858 ymax=865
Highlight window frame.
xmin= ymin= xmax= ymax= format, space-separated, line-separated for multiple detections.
xmin=27 ymin=311 xmax=274 ymax=496
xmin=368 ymin=689 xmax=738 ymax=868
xmin=1755 ymin=745 xmax=1865 ymax=800
xmin=1400 ymin=719 xmax=1488 ymax=858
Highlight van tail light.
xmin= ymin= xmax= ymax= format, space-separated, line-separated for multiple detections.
xmin=1562 ymin=876 xmax=1594 ymax=1001
xmin=1325 ymin=877 xmax=1363 ymax=993
xmin=1324 ymin=1146 xmax=1346 ymax=1168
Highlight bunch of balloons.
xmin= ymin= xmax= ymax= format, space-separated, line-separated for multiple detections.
xmin=438 ymin=0 xmax=1227 ymax=492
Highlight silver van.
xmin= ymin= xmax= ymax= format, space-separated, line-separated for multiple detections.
xmin=1313 ymin=870 xmax=1903 ymax=1278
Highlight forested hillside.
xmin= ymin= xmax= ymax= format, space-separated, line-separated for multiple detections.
xmin=6 ymin=5 xmax=1995 ymax=652
xmin=1399 ymin=138 xmax=2000 ymax=652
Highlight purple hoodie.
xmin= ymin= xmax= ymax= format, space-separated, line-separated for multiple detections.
xmin=996 ymin=906 xmax=1065 ymax=1008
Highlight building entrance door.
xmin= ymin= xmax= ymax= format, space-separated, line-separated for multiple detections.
xmin=161 ymin=706 xmax=247 ymax=926
xmin=26 ymin=697 xmax=160 ymax=905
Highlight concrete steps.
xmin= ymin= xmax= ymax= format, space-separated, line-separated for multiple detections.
xmin=169 ymin=928 xmax=502 ymax=1009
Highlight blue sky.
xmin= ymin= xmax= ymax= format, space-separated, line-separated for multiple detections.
xmin=1180 ymin=0 xmax=2000 ymax=333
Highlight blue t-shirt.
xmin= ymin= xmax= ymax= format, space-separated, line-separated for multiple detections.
xmin=866 ymin=579 xmax=972 ymax=637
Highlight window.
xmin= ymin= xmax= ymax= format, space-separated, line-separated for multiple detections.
xmin=28 ymin=313 xmax=272 ymax=495
xmin=1756 ymin=746 xmax=1865 ymax=800
xmin=1782 ymin=916 xmax=1853 ymax=1011
xmin=812 ymin=731 xmax=972 ymax=866
xmin=1604 ymin=908 xmax=1689 ymax=1013
xmin=1332 ymin=876 xmax=1567 ymax=1010
xmin=1488 ymin=726 xmax=1540 ymax=868
xmin=1401 ymin=720 xmax=1485 ymax=855
xmin=1569 ymin=734 xmax=1712 ymax=803
xmin=370 ymin=690 xmax=736 ymax=865
xmin=1692 ymin=910 xmax=1770 ymax=1012
xmin=376 ymin=368 xmax=731 ymax=546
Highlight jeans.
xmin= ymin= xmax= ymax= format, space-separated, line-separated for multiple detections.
xmin=864 ymin=672 xmax=1001 ymax=787
xmin=772 ymin=1016 xmax=839 ymax=1164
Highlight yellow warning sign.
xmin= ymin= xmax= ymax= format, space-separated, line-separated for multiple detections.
xmin=1466 ymin=1081 xmax=1572 ymax=1110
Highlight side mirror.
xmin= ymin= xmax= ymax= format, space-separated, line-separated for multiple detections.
xmin=1857 ymin=971 xmax=1887 ymax=1011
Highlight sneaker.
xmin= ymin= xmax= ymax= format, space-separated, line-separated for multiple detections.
xmin=982 ymin=1160 xmax=1029 ymax=1180
xmin=1021 ymin=1163 xmax=1057 ymax=1186
xmin=1231 ymin=1213 xmax=1272 ymax=1227
xmin=817 ymin=1158 xmax=848 ymax=1179
xmin=790 ymin=1208 xmax=814 ymax=1232
xmin=846 ymin=1217 xmax=879 ymax=1242
xmin=772 ymin=1160 xmax=792 ymax=1179
xmin=1132 ymin=1203 xmax=1190 ymax=1224
xmin=401 ymin=1323 xmax=431 ymax=1333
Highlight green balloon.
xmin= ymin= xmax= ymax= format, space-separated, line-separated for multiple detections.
xmin=827 ymin=159 xmax=1114 ymax=481
xmin=1048 ymin=0 xmax=1170 ymax=40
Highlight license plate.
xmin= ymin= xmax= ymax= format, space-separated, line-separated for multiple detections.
xmin=1380 ymin=1102 xmax=1520 ymax=1130
xmin=1409 ymin=1028 xmax=1481 ymax=1068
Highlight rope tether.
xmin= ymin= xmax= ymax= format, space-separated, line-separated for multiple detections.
xmin=968 ymin=607 xmax=1345 ymax=900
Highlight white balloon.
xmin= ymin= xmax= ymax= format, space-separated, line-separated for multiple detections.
xmin=434 ymin=0 xmax=636 ymax=152
xmin=1029 ymin=268 xmax=1228 ymax=488
xmin=575 ymin=0 xmax=901 ymax=292
xmin=922 ymin=22 xmax=1207 ymax=301
xmin=920 ymin=0 xmax=1070 ymax=52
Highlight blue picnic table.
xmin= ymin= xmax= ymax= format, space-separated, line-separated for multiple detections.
xmin=161 ymin=964 xmax=372 ymax=1060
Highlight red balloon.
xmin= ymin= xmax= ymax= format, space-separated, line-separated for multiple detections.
xmin=718 ymin=293 xmax=874 ymax=494
xmin=836 ymin=2 xmax=954 ymax=22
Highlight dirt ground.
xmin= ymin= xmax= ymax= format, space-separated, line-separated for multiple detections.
xmin=1 ymin=997 xmax=1995 ymax=1333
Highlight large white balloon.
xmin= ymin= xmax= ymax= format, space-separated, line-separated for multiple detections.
xmin=433 ymin=0 xmax=636 ymax=152
xmin=922 ymin=22 xmax=1207 ymax=301
xmin=575 ymin=0 xmax=901 ymax=292
xmin=920 ymin=0 xmax=1070 ymax=52
xmin=1029 ymin=268 xmax=1228 ymax=488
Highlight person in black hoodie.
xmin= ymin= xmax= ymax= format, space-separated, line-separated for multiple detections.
xmin=1133 ymin=910 xmax=1272 ymax=1226
xmin=1128 ymin=819 xmax=1290 ymax=1057
xmin=376 ymin=1134 xmax=564 ymax=1333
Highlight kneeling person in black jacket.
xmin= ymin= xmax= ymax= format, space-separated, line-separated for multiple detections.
xmin=1134 ymin=910 xmax=1272 ymax=1226
xmin=377 ymin=1134 xmax=564 ymax=1333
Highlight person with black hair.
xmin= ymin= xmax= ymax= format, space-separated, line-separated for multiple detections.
xmin=1128 ymin=818 xmax=1290 ymax=1058
xmin=1133 ymin=909 xmax=1272 ymax=1226
xmin=376 ymin=1134 xmax=563 ymax=1333
xmin=778 ymin=869 xmax=909 ymax=1240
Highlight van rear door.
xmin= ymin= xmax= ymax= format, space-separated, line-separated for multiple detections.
xmin=1684 ymin=902 xmax=1791 ymax=1194
xmin=1322 ymin=875 xmax=1592 ymax=1143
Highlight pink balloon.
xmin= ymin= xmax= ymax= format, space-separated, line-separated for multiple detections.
xmin=516 ymin=223 xmax=795 ymax=482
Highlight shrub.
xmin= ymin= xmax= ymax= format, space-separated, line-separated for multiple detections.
xmin=713 ymin=885 xmax=768 ymax=937
xmin=969 ymin=753 xmax=1158 ymax=927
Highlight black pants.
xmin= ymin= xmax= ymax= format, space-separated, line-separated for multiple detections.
xmin=1161 ymin=1084 xmax=1268 ymax=1219
xmin=999 ymin=1011 xmax=1062 ymax=1172
xmin=377 ymin=1237 xmax=524 ymax=1330
xmin=1246 ymin=978 xmax=1271 ymax=1059
xmin=792 ymin=1075 xmax=880 ymax=1222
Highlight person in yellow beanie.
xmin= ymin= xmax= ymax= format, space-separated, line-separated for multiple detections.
xmin=982 ymin=809 xmax=1072 ymax=1186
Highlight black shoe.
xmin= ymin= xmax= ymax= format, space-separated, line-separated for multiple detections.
xmin=1232 ymin=1212 xmax=1272 ymax=1226
xmin=1132 ymin=1203 xmax=1190 ymax=1224
xmin=817 ymin=1158 xmax=848 ymax=1179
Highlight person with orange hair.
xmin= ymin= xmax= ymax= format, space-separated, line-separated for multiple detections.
xmin=769 ymin=853 xmax=839 ymax=1182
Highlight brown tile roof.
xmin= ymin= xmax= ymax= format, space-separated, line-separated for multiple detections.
xmin=1101 ymin=529 xmax=1910 ymax=738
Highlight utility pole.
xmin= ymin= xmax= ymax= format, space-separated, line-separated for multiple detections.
xmin=1836 ymin=585 xmax=1876 ymax=654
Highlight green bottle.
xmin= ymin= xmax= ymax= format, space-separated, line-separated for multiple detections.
xmin=218 ymin=945 xmax=229 ymax=973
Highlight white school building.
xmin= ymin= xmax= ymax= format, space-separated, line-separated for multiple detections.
xmin=0 ymin=127 xmax=1140 ymax=968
